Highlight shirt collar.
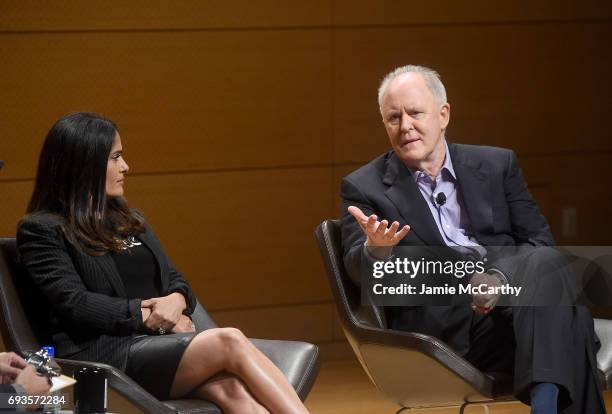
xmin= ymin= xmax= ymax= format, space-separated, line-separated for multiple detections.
xmin=411 ymin=142 xmax=456 ymax=182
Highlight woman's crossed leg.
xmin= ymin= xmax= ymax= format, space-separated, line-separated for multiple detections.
xmin=169 ymin=327 xmax=308 ymax=414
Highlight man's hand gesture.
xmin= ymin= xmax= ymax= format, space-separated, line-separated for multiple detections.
xmin=348 ymin=206 xmax=410 ymax=247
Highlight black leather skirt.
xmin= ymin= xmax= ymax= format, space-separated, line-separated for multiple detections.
xmin=126 ymin=332 xmax=197 ymax=399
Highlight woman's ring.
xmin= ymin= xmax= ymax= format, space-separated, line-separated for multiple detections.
xmin=158 ymin=327 xmax=166 ymax=335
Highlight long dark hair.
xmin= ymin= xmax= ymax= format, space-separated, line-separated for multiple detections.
xmin=26 ymin=112 xmax=145 ymax=254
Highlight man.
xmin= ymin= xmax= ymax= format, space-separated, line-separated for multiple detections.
xmin=0 ymin=352 xmax=51 ymax=411
xmin=340 ymin=65 xmax=604 ymax=413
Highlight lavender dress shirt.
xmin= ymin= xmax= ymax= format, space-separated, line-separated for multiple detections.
xmin=410 ymin=142 xmax=487 ymax=258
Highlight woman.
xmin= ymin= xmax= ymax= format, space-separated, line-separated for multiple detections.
xmin=17 ymin=112 xmax=309 ymax=414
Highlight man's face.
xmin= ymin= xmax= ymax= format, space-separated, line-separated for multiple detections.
xmin=380 ymin=73 xmax=450 ymax=170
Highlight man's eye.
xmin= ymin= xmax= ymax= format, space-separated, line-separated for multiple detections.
xmin=388 ymin=115 xmax=400 ymax=123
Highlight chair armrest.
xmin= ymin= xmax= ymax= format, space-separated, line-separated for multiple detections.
xmin=56 ymin=358 xmax=174 ymax=414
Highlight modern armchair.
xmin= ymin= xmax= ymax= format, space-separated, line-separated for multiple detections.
xmin=0 ymin=237 xmax=320 ymax=413
xmin=315 ymin=219 xmax=612 ymax=413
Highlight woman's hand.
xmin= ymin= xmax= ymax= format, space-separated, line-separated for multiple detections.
xmin=141 ymin=307 xmax=151 ymax=323
xmin=141 ymin=292 xmax=186 ymax=333
xmin=171 ymin=314 xmax=196 ymax=333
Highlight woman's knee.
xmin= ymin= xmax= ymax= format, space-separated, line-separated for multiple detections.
xmin=215 ymin=327 xmax=248 ymax=349
xmin=202 ymin=327 xmax=251 ymax=369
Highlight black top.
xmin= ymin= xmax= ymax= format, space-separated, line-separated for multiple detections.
xmin=111 ymin=238 xmax=161 ymax=300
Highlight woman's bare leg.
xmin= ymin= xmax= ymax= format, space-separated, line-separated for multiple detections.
xmin=191 ymin=373 xmax=269 ymax=414
xmin=169 ymin=327 xmax=309 ymax=414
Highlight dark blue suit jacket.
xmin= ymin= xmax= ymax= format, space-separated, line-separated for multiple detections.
xmin=340 ymin=143 xmax=554 ymax=353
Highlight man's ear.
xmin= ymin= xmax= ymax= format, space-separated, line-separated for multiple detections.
xmin=440 ymin=102 xmax=450 ymax=130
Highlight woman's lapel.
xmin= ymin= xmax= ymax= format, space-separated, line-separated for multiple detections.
xmin=91 ymin=253 xmax=127 ymax=297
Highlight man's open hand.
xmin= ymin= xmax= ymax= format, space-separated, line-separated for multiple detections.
xmin=348 ymin=206 xmax=410 ymax=247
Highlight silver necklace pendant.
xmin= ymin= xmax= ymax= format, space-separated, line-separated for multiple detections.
xmin=120 ymin=236 xmax=142 ymax=250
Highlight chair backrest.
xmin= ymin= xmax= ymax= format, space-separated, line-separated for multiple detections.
xmin=0 ymin=238 xmax=51 ymax=352
xmin=0 ymin=237 xmax=218 ymax=354
xmin=315 ymin=220 xmax=386 ymax=330
xmin=315 ymin=221 xmax=516 ymax=405
xmin=191 ymin=302 xmax=218 ymax=331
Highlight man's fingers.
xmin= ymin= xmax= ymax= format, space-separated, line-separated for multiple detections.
xmin=348 ymin=206 xmax=385 ymax=236
xmin=0 ymin=363 xmax=20 ymax=377
xmin=386 ymin=221 xmax=400 ymax=238
xmin=471 ymin=290 xmax=498 ymax=314
xmin=471 ymin=302 xmax=491 ymax=314
xmin=10 ymin=359 xmax=27 ymax=370
xmin=375 ymin=220 xmax=388 ymax=237
xmin=0 ymin=364 xmax=21 ymax=378
xmin=347 ymin=206 xmax=368 ymax=223
xmin=483 ymin=296 xmax=498 ymax=309
xmin=474 ymin=306 xmax=488 ymax=314
xmin=141 ymin=298 xmax=155 ymax=307
xmin=349 ymin=207 xmax=408 ymax=246
xmin=365 ymin=214 xmax=378 ymax=234
xmin=9 ymin=355 xmax=27 ymax=369
xmin=391 ymin=225 xmax=411 ymax=243
xmin=374 ymin=220 xmax=388 ymax=239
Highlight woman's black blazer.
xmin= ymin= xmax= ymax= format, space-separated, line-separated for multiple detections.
xmin=16 ymin=212 xmax=197 ymax=370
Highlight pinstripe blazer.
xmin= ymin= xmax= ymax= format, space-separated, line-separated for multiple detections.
xmin=16 ymin=212 xmax=197 ymax=370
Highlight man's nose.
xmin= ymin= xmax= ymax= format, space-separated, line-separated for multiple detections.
xmin=399 ymin=113 xmax=414 ymax=132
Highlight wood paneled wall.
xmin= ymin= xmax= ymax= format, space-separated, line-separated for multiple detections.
xmin=1 ymin=1 xmax=611 ymax=358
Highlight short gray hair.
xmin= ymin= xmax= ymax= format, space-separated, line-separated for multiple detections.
xmin=377 ymin=65 xmax=447 ymax=110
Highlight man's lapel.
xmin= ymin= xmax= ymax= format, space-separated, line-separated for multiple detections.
xmin=383 ymin=152 xmax=445 ymax=246
xmin=449 ymin=143 xmax=494 ymax=239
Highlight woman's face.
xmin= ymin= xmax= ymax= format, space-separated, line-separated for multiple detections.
xmin=106 ymin=133 xmax=129 ymax=198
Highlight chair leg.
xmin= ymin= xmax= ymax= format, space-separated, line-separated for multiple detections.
xmin=459 ymin=402 xmax=490 ymax=414
xmin=397 ymin=402 xmax=492 ymax=414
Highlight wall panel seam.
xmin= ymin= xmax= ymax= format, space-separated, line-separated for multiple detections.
xmin=0 ymin=16 xmax=610 ymax=35
xmin=1 ymin=148 xmax=611 ymax=183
